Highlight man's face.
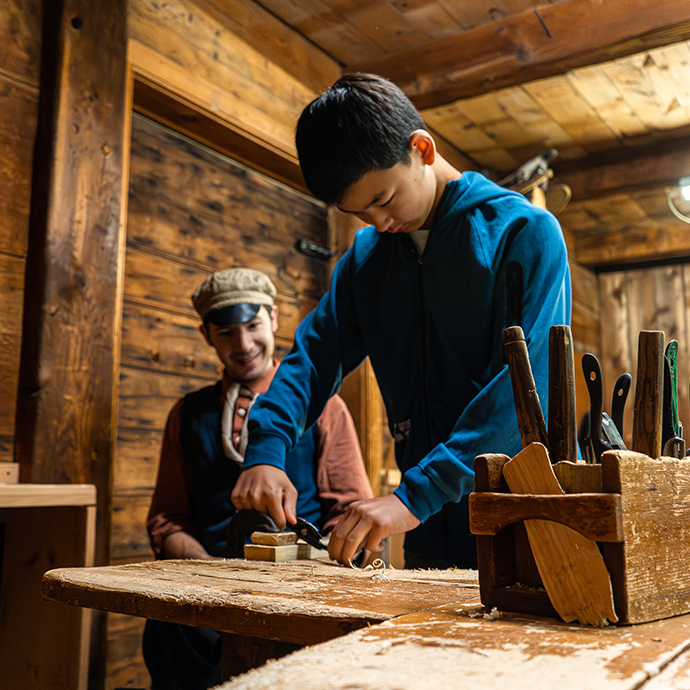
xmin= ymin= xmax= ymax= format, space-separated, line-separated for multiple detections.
xmin=201 ymin=305 xmax=278 ymax=383
xmin=337 ymin=135 xmax=437 ymax=234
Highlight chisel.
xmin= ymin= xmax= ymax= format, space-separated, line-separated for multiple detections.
xmin=548 ymin=325 xmax=577 ymax=463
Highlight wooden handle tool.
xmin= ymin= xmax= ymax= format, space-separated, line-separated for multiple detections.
xmin=503 ymin=327 xmax=617 ymax=626
xmin=548 ymin=325 xmax=577 ymax=463
xmin=503 ymin=326 xmax=549 ymax=451
xmin=503 ymin=443 xmax=618 ymax=626
xmin=632 ymin=330 xmax=664 ymax=458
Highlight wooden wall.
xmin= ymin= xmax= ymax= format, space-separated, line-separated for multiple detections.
xmin=107 ymin=113 xmax=334 ymax=686
xmin=598 ymin=264 xmax=690 ymax=451
xmin=0 ymin=0 xmax=40 ymax=463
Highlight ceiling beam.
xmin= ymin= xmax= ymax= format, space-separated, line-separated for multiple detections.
xmin=349 ymin=0 xmax=690 ymax=110
xmin=553 ymin=135 xmax=690 ymax=202
xmin=572 ymin=219 xmax=690 ymax=269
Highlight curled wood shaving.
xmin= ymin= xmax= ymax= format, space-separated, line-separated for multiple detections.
xmin=351 ymin=557 xmax=390 ymax=582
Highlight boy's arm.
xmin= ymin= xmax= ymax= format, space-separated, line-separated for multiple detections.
xmin=233 ymin=251 xmax=369 ymax=527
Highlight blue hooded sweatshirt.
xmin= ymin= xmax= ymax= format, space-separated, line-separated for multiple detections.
xmin=243 ymin=172 xmax=572 ymax=565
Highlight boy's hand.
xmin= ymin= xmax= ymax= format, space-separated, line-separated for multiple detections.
xmin=327 ymin=494 xmax=421 ymax=566
xmin=231 ymin=465 xmax=298 ymax=529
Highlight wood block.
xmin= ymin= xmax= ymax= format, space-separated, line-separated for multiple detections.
xmin=244 ymin=544 xmax=310 ymax=562
xmin=250 ymin=531 xmax=297 ymax=546
xmin=244 ymin=543 xmax=328 ymax=562
xmin=0 ymin=463 xmax=19 ymax=484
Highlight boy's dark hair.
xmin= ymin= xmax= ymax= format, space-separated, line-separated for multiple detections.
xmin=296 ymin=73 xmax=425 ymax=204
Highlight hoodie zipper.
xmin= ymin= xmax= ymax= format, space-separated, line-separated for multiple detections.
xmin=412 ymin=242 xmax=433 ymax=451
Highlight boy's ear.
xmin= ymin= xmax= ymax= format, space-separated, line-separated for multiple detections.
xmin=409 ymin=130 xmax=436 ymax=165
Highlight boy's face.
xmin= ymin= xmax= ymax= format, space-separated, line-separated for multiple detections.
xmin=337 ymin=133 xmax=437 ymax=234
xmin=200 ymin=305 xmax=278 ymax=383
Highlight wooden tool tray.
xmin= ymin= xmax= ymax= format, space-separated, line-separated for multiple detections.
xmin=469 ymin=449 xmax=690 ymax=624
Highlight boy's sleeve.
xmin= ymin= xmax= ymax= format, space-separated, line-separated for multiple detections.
xmin=243 ymin=251 xmax=369 ymax=471
xmin=395 ymin=205 xmax=571 ymax=522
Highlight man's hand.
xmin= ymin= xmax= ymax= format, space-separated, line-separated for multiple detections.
xmin=231 ymin=464 xmax=298 ymax=530
xmin=327 ymin=493 xmax=421 ymax=566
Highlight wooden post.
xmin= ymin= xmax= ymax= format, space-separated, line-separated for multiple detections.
xmin=15 ymin=0 xmax=130 ymax=685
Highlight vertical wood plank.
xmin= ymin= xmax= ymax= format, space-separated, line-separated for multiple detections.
xmin=14 ymin=3 xmax=130 ymax=686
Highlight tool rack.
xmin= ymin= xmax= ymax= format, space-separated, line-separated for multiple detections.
xmin=469 ymin=327 xmax=690 ymax=625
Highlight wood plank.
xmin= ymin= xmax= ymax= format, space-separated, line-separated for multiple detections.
xmin=113 ymin=428 xmax=162 ymax=492
xmin=132 ymin=78 xmax=306 ymax=192
xmin=0 ymin=483 xmax=96 ymax=508
xmin=2 ymin=504 xmax=94 ymax=690
xmin=0 ymin=75 xmax=38 ymax=256
xmin=350 ymin=0 xmax=690 ymax=109
xmin=123 ymin=249 xmax=316 ymax=337
xmin=13 ymin=0 xmax=129 ymax=590
xmin=117 ymin=367 xmax=203 ymax=432
xmin=469 ymin=491 xmax=622 ymax=542
xmin=120 ymin=301 xmax=222 ymax=380
xmin=0 ymin=0 xmax=42 ymax=86
xmin=41 ymin=560 xmax=480 ymax=646
xmin=189 ymin=0 xmax=340 ymax=96
xmin=0 ymin=254 xmax=25 ymax=439
xmin=128 ymin=0 xmax=316 ymax=154
xmin=554 ymin=135 xmax=690 ymax=202
xmin=111 ymin=491 xmax=154 ymax=563
xmin=598 ymin=272 xmax=634 ymax=447
xmin=105 ymin=614 xmax=150 ymax=690
xmin=602 ymin=452 xmax=690 ymax=623
xmin=244 ymin=543 xmax=316 ymax=561
xmin=569 ymin=217 xmax=690 ymax=267
xmin=127 ymin=114 xmax=330 ymax=301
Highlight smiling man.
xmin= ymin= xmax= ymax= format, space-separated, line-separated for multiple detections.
xmin=143 ymin=267 xmax=372 ymax=690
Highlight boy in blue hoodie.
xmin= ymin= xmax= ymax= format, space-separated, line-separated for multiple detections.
xmin=232 ymin=73 xmax=571 ymax=569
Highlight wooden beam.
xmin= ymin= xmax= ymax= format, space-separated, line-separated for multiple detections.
xmin=572 ymin=220 xmax=690 ymax=269
xmin=132 ymin=77 xmax=307 ymax=192
xmin=191 ymin=0 xmax=340 ymax=96
xmin=15 ymin=0 xmax=129 ymax=571
xmin=349 ymin=0 xmax=690 ymax=110
xmin=554 ymin=135 xmax=690 ymax=202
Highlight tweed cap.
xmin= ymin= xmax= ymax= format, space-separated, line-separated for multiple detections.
xmin=192 ymin=268 xmax=277 ymax=324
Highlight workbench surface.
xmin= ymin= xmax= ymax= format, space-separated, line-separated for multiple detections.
xmin=42 ymin=559 xmax=479 ymax=646
xmin=44 ymin=559 xmax=690 ymax=689
xmin=217 ymin=600 xmax=690 ymax=690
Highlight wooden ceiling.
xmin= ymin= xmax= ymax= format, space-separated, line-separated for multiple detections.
xmin=244 ymin=0 xmax=690 ymax=269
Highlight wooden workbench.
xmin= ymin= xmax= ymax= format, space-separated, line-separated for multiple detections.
xmin=43 ymin=558 xmax=690 ymax=689
xmin=42 ymin=559 xmax=479 ymax=641
xmin=42 ymin=558 xmax=479 ymax=676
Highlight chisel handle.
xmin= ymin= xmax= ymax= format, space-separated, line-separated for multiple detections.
xmin=503 ymin=326 xmax=549 ymax=451
xmin=548 ymin=325 xmax=577 ymax=463
xmin=632 ymin=330 xmax=664 ymax=458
